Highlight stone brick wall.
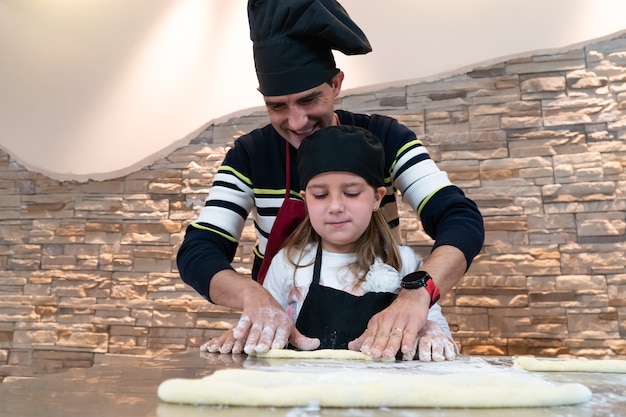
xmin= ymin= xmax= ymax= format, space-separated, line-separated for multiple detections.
xmin=1 ymin=33 xmax=625 ymax=380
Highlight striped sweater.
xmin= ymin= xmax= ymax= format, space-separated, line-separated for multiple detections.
xmin=177 ymin=110 xmax=484 ymax=301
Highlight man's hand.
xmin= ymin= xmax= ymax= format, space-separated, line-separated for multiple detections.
xmin=200 ymin=303 xmax=296 ymax=354
xmin=200 ymin=312 xmax=320 ymax=354
xmin=232 ymin=305 xmax=293 ymax=354
xmin=201 ymin=328 xmax=244 ymax=354
xmin=349 ymin=245 xmax=466 ymax=360
xmin=204 ymin=269 xmax=320 ymax=354
xmin=348 ymin=288 xmax=430 ymax=360
xmin=207 ymin=270 xmax=295 ymax=354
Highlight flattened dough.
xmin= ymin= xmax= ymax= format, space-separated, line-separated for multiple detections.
xmin=158 ymin=368 xmax=591 ymax=408
xmin=514 ymin=356 xmax=626 ymax=373
xmin=251 ymin=348 xmax=393 ymax=361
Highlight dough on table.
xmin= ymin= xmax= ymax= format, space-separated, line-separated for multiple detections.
xmin=157 ymin=368 xmax=591 ymax=408
xmin=514 ymin=356 xmax=626 ymax=373
xmin=251 ymin=348 xmax=393 ymax=361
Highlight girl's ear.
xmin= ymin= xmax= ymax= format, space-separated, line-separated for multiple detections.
xmin=300 ymin=190 xmax=306 ymax=200
xmin=374 ymin=186 xmax=386 ymax=210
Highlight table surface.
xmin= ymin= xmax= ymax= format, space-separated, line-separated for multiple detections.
xmin=1 ymin=350 xmax=624 ymax=417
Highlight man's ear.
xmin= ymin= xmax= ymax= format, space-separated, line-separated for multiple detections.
xmin=331 ymin=71 xmax=344 ymax=98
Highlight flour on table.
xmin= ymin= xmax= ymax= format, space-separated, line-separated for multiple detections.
xmin=514 ymin=356 xmax=626 ymax=373
xmin=157 ymin=368 xmax=591 ymax=408
xmin=251 ymin=348 xmax=394 ymax=361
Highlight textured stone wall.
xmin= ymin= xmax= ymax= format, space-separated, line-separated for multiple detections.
xmin=1 ymin=33 xmax=625 ymax=380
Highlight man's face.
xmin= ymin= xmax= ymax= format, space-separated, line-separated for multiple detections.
xmin=263 ymin=72 xmax=344 ymax=149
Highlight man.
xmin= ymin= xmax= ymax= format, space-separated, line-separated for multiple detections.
xmin=177 ymin=0 xmax=484 ymax=361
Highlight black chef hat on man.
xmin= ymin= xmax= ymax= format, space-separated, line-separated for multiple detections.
xmin=297 ymin=125 xmax=386 ymax=190
xmin=248 ymin=0 xmax=372 ymax=96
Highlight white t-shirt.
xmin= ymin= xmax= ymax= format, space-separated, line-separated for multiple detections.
xmin=263 ymin=243 xmax=451 ymax=337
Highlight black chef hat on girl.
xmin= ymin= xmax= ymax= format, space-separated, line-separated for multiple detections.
xmin=248 ymin=0 xmax=371 ymax=96
xmin=297 ymin=125 xmax=386 ymax=190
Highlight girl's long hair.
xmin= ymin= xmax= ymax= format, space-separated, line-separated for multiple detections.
xmin=283 ymin=204 xmax=402 ymax=289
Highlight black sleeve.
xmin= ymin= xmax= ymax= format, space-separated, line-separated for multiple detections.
xmin=420 ymin=186 xmax=485 ymax=270
xmin=176 ymin=224 xmax=238 ymax=302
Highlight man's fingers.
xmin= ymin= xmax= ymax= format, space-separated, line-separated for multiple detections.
xmin=380 ymin=327 xmax=405 ymax=359
xmin=243 ymin=323 xmax=264 ymax=354
xmin=401 ymin=346 xmax=417 ymax=361
xmin=244 ymin=316 xmax=294 ymax=354
xmin=200 ymin=330 xmax=235 ymax=353
xmin=204 ymin=306 xmax=297 ymax=355
xmin=232 ymin=315 xmax=252 ymax=339
xmin=218 ymin=335 xmax=236 ymax=354
xmin=199 ymin=339 xmax=213 ymax=352
xmin=400 ymin=328 xmax=419 ymax=357
xmin=400 ymin=330 xmax=418 ymax=361
xmin=271 ymin=326 xmax=290 ymax=349
xmin=253 ymin=325 xmax=278 ymax=353
xmin=390 ymin=327 xmax=403 ymax=338
xmin=232 ymin=337 xmax=245 ymax=354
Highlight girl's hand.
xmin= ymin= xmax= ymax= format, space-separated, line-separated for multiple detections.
xmin=415 ymin=320 xmax=458 ymax=361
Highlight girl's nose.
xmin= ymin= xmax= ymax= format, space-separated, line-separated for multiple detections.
xmin=328 ymin=194 xmax=344 ymax=212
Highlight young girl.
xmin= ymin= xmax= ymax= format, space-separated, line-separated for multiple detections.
xmin=263 ymin=125 xmax=455 ymax=357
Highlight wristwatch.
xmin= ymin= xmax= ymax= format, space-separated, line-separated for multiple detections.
xmin=400 ymin=270 xmax=441 ymax=307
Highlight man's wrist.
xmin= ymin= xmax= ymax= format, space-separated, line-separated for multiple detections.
xmin=211 ymin=269 xmax=265 ymax=310
xmin=399 ymin=285 xmax=431 ymax=310
xmin=400 ymin=270 xmax=441 ymax=307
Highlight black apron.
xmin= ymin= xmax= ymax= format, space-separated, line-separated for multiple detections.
xmin=295 ymin=245 xmax=397 ymax=349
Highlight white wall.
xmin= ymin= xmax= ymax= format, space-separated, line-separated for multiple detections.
xmin=1 ymin=0 xmax=625 ymax=181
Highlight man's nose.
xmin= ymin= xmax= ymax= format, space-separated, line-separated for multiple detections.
xmin=287 ymin=106 xmax=308 ymax=131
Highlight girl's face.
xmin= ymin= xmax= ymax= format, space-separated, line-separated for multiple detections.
xmin=301 ymin=172 xmax=385 ymax=253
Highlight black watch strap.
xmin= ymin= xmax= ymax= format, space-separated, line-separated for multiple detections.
xmin=400 ymin=271 xmax=441 ymax=306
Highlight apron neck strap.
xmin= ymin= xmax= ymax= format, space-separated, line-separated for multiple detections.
xmin=312 ymin=244 xmax=323 ymax=284
xmin=284 ymin=141 xmax=292 ymax=199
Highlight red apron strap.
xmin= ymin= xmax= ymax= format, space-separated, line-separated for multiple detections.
xmin=256 ymin=142 xmax=306 ymax=284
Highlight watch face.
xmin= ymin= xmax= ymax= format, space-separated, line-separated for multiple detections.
xmin=401 ymin=271 xmax=430 ymax=289
xmin=405 ymin=271 xmax=428 ymax=283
